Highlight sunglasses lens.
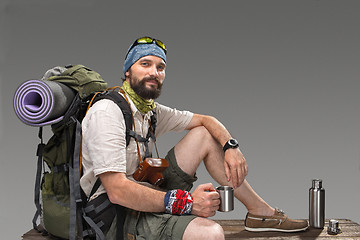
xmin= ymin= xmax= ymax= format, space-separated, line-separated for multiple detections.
xmin=137 ymin=37 xmax=153 ymax=44
xmin=156 ymin=40 xmax=167 ymax=51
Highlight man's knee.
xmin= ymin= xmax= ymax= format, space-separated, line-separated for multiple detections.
xmin=188 ymin=126 xmax=211 ymax=138
xmin=187 ymin=126 xmax=217 ymax=147
xmin=210 ymin=222 xmax=225 ymax=240
xmin=183 ymin=218 xmax=225 ymax=240
xmin=176 ymin=126 xmax=214 ymax=156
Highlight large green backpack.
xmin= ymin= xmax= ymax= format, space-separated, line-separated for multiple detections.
xmin=32 ymin=65 xmax=154 ymax=240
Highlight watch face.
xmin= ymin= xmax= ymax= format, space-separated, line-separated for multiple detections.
xmin=229 ymin=139 xmax=238 ymax=147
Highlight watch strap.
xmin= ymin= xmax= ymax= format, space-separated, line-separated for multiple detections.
xmin=223 ymin=138 xmax=239 ymax=152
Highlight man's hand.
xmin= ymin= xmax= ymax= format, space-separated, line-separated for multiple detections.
xmin=191 ymin=183 xmax=220 ymax=218
xmin=186 ymin=113 xmax=249 ymax=188
xmin=224 ymin=148 xmax=248 ymax=188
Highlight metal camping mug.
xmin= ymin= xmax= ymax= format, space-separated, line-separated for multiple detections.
xmin=216 ymin=186 xmax=234 ymax=212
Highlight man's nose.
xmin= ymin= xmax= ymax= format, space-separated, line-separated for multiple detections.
xmin=148 ymin=65 xmax=159 ymax=77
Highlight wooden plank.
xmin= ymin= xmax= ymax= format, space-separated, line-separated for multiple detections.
xmin=23 ymin=219 xmax=360 ymax=239
xmin=22 ymin=229 xmax=56 ymax=240
xmin=214 ymin=219 xmax=360 ymax=239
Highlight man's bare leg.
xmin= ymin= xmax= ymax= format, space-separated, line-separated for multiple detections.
xmin=174 ymin=126 xmax=274 ymax=216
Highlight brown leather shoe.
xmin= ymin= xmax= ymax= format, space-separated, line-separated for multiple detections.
xmin=245 ymin=208 xmax=309 ymax=232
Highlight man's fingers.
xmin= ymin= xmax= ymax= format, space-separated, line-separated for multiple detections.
xmin=224 ymin=162 xmax=231 ymax=182
xmin=237 ymin=167 xmax=243 ymax=187
xmin=231 ymin=167 xmax=240 ymax=188
xmin=224 ymin=149 xmax=249 ymax=188
xmin=209 ymin=192 xmax=220 ymax=201
xmin=197 ymin=182 xmax=216 ymax=192
xmin=230 ymin=160 xmax=247 ymax=188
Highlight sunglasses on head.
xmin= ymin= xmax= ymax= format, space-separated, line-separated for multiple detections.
xmin=125 ymin=37 xmax=167 ymax=59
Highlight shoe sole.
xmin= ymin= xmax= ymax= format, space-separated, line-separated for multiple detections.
xmin=245 ymin=226 xmax=309 ymax=233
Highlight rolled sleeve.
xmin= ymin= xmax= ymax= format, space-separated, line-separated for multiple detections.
xmin=155 ymin=103 xmax=193 ymax=138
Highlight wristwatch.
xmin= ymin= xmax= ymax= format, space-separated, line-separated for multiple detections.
xmin=223 ymin=138 xmax=239 ymax=152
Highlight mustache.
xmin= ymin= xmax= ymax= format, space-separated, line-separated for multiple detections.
xmin=142 ymin=76 xmax=160 ymax=83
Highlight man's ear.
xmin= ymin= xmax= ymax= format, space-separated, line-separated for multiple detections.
xmin=125 ymin=71 xmax=130 ymax=77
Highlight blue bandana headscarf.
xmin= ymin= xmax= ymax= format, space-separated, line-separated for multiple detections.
xmin=123 ymin=43 xmax=167 ymax=76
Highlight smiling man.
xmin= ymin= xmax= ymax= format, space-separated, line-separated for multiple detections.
xmin=80 ymin=36 xmax=309 ymax=240
xmin=126 ymin=55 xmax=165 ymax=100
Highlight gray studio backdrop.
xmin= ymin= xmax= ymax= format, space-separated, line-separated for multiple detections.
xmin=1 ymin=0 xmax=359 ymax=238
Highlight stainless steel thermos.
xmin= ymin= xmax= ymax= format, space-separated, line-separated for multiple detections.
xmin=309 ymin=179 xmax=325 ymax=228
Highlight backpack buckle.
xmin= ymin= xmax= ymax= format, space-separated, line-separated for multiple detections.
xmin=36 ymin=143 xmax=45 ymax=157
xmin=65 ymin=116 xmax=77 ymax=126
xmin=53 ymin=164 xmax=69 ymax=173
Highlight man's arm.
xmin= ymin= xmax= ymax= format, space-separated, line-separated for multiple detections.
xmin=186 ymin=113 xmax=248 ymax=188
xmin=99 ymin=172 xmax=166 ymax=212
xmin=100 ymin=172 xmax=165 ymax=212
xmin=100 ymin=171 xmax=220 ymax=217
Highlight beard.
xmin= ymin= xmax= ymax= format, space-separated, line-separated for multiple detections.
xmin=129 ymin=74 xmax=162 ymax=100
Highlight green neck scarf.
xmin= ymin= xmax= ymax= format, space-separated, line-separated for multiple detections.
xmin=122 ymin=81 xmax=156 ymax=114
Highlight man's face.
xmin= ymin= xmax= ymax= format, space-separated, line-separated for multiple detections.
xmin=125 ymin=55 xmax=166 ymax=100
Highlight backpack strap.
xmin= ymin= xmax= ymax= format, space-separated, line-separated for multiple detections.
xmin=149 ymin=111 xmax=157 ymax=139
xmin=32 ymin=127 xmax=45 ymax=232
xmin=57 ymin=95 xmax=86 ymax=240
xmin=69 ymin=118 xmax=83 ymax=240
xmin=69 ymin=107 xmax=83 ymax=240
xmin=89 ymin=89 xmax=158 ymax=153
xmin=83 ymin=90 xmax=134 ymax=240
xmin=91 ymin=90 xmax=133 ymax=147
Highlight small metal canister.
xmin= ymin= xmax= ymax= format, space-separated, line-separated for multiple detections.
xmin=327 ymin=219 xmax=341 ymax=235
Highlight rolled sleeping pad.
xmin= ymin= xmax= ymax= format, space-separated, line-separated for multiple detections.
xmin=13 ymin=79 xmax=76 ymax=126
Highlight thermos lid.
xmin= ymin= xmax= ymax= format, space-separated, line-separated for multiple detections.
xmin=312 ymin=179 xmax=322 ymax=188
xmin=327 ymin=219 xmax=341 ymax=235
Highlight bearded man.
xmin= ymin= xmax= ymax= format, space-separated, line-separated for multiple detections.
xmin=80 ymin=36 xmax=308 ymax=240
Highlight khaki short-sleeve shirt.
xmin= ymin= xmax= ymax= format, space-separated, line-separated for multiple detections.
xmin=80 ymin=92 xmax=193 ymax=199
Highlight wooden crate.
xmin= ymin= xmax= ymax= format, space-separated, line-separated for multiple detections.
xmin=23 ymin=219 xmax=360 ymax=239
